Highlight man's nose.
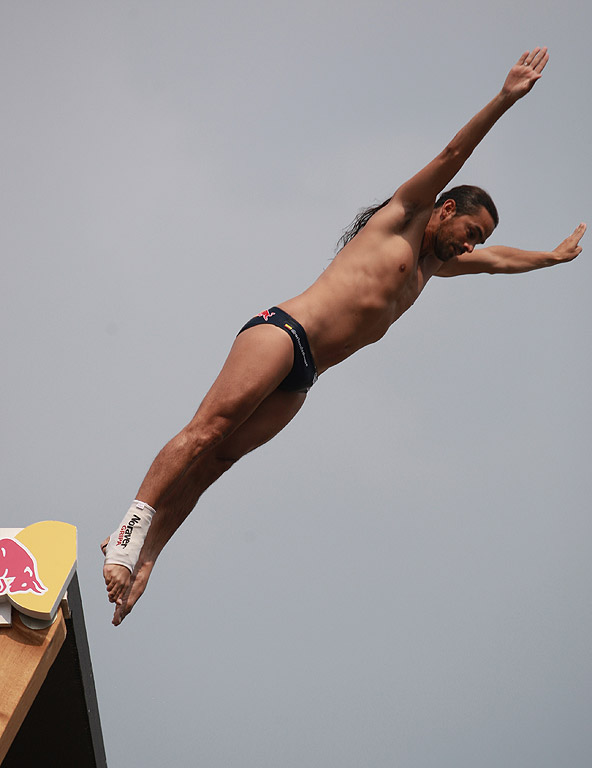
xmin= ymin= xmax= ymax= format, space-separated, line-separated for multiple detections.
xmin=464 ymin=242 xmax=474 ymax=253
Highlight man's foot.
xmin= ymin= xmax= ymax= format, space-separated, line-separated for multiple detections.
xmin=112 ymin=560 xmax=154 ymax=626
xmin=101 ymin=536 xmax=131 ymax=604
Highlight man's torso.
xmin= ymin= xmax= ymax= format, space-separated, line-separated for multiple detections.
xmin=280 ymin=198 xmax=442 ymax=373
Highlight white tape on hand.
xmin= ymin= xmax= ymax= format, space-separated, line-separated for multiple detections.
xmin=104 ymin=501 xmax=156 ymax=573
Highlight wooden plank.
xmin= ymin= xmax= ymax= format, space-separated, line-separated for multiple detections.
xmin=3 ymin=575 xmax=108 ymax=767
xmin=0 ymin=607 xmax=66 ymax=763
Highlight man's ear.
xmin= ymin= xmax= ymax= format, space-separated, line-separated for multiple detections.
xmin=439 ymin=199 xmax=457 ymax=220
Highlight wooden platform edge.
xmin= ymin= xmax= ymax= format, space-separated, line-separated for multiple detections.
xmin=63 ymin=572 xmax=109 ymax=767
xmin=0 ymin=606 xmax=67 ymax=764
xmin=1 ymin=572 xmax=108 ymax=768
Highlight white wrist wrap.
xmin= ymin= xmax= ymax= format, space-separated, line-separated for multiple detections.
xmin=104 ymin=501 xmax=156 ymax=574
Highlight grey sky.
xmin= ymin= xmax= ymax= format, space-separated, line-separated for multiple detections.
xmin=2 ymin=2 xmax=591 ymax=766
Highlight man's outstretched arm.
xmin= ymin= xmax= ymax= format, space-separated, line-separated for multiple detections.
xmin=392 ymin=48 xmax=549 ymax=213
xmin=435 ymin=223 xmax=586 ymax=277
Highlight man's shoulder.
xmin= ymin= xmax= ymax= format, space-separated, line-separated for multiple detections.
xmin=368 ymin=193 xmax=432 ymax=236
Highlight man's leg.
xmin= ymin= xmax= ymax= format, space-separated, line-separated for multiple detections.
xmin=103 ymin=323 xmax=306 ymax=621
xmin=107 ymin=387 xmax=306 ymax=624
xmin=138 ymin=323 xmax=298 ymax=508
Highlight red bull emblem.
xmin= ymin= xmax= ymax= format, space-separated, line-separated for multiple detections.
xmin=0 ymin=522 xmax=76 ymax=624
xmin=256 ymin=309 xmax=275 ymax=321
xmin=0 ymin=538 xmax=48 ymax=596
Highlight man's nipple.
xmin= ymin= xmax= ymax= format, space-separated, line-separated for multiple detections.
xmin=399 ymin=263 xmax=406 ymax=272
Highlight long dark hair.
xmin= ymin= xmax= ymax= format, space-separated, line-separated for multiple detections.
xmin=337 ymin=185 xmax=498 ymax=251
xmin=336 ymin=197 xmax=391 ymax=251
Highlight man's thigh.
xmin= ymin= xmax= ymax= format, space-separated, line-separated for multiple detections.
xmin=214 ymin=388 xmax=307 ymax=463
xmin=189 ymin=323 xmax=296 ymax=442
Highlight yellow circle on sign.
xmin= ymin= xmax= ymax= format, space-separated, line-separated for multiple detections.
xmin=9 ymin=521 xmax=77 ymax=621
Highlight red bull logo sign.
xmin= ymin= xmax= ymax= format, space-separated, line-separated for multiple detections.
xmin=0 ymin=521 xmax=77 ymax=626
xmin=0 ymin=538 xmax=48 ymax=596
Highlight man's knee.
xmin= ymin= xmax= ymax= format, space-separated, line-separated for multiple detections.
xmin=212 ymin=447 xmax=241 ymax=473
xmin=182 ymin=416 xmax=231 ymax=460
xmin=198 ymin=449 xmax=239 ymax=487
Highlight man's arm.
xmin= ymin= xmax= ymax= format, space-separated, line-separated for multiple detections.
xmin=392 ymin=48 xmax=549 ymax=212
xmin=435 ymin=223 xmax=586 ymax=277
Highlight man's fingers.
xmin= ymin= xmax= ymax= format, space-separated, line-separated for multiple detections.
xmin=567 ymin=222 xmax=587 ymax=246
xmin=554 ymin=223 xmax=586 ymax=261
xmin=100 ymin=537 xmax=109 ymax=555
xmin=574 ymin=222 xmax=587 ymax=241
xmin=521 ymin=47 xmax=548 ymax=73
xmin=532 ymin=47 xmax=549 ymax=74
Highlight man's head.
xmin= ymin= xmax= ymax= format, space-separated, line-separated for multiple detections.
xmin=431 ymin=185 xmax=498 ymax=262
xmin=338 ymin=184 xmax=499 ymax=254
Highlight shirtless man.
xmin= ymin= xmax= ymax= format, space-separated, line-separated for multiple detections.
xmin=102 ymin=47 xmax=585 ymax=625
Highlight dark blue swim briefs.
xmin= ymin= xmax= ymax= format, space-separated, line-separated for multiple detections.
xmin=237 ymin=306 xmax=318 ymax=393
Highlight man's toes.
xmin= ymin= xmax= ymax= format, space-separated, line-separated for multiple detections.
xmin=108 ymin=586 xmax=120 ymax=603
xmin=108 ymin=582 xmax=124 ymax=602
xmin=113 ymin=603 xmax=129 ymax=626
xmin=104 ymin=570 xmax=117 ymax=590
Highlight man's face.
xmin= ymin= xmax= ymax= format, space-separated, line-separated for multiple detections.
xmin=434 ymin=203 xmax=496 ymax=262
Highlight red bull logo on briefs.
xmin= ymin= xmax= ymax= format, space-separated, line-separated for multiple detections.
xmin=256 ymin=309 xmax=276 ymax=321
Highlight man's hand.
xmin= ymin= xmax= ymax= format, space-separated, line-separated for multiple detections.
xmin=392 ymin=47 xmax=550 ymax=212
xmin=435 ymin=222 xmax=586 ymax=277
xmin=501 ymin=47 xmax=549 ymax=102
xmin=552 ymin=222 xmax=586 ymax=264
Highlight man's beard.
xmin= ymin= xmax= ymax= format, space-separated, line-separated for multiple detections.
xmin=434 ymin=232 xmax=459 ymax=262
